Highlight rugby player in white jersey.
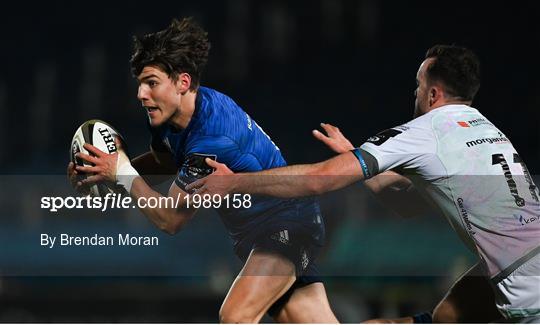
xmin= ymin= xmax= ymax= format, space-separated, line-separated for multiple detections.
xmin=189 ymin=45 xmax=540 ymax=323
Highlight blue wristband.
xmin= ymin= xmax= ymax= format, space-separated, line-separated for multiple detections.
xmin=351 ymin=148 xmax=372 ymax=179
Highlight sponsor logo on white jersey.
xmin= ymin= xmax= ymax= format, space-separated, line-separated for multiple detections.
xmin=466 ymin=132 xmax=509 ymax=147
xmin=457 ymin=198 xmax=476 ymax=236
xmin=513 ymin=214 xmax=540 ymax=226
xmin=457 ymin=118 xmax=493 ymax=128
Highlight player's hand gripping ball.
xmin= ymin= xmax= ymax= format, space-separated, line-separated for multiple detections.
xmin=69 ymin=119 xmax=127 ymax=197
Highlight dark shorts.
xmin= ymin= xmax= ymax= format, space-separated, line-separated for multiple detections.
xmin=233 ymin=199 xmax=326 ymax=317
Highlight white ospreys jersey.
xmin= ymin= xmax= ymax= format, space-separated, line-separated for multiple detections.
xmin=360 ymin=104 xmax=540 ymax=280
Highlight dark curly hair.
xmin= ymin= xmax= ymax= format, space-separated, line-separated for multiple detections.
xmin=425 ymin=45 xmax=480 ymax=101
xmin=130 ymin=17 xmax=211 ymax=90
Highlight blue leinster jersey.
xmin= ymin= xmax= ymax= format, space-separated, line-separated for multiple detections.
xmin=148 ymin=86 xmax=321 ymax=245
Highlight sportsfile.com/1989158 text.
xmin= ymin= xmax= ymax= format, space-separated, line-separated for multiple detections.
xmin=40 ymin=193 xmax=252 ymax=212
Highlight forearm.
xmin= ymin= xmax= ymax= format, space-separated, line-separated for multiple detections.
xmin=233 ymin=153 xmax=363 ymax=198
xmin=130 ymin=177 xmax=196 ymax=235
xmin=232 ymin=164 xmax=324 ymax=198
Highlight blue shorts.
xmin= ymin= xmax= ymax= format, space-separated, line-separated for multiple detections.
xmin=233 ymin=198 xmax=325 ymax=317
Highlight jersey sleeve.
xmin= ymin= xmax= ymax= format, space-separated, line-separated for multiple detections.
xmin=357 ymin=121 xmax=438 ymax=176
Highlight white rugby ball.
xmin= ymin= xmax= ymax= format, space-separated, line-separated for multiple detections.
xmin=70 ymin=119 xmax=126 ymax=197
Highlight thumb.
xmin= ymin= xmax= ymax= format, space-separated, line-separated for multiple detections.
xmin=205 ymin=158 xmax=220 ymax=169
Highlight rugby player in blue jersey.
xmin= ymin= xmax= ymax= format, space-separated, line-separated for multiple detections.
xmin=67 ymin=18 xmax=338 ymax=323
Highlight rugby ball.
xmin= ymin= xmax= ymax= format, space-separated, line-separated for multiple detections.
xmin=70 ymin=119 xmax=127 ymax=197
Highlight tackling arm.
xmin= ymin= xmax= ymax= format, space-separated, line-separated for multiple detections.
xmin=190 ymin=151 xmax=365 ymax=198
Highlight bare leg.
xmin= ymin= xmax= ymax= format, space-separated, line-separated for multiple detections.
xmin=274 ymin=282 xmax=339 ymax=323
xmin=219 ymin=248 xmax=296 ymax=323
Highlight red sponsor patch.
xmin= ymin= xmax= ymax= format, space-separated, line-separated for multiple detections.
xmin=458 ymin=121 xmax=470 ymax=127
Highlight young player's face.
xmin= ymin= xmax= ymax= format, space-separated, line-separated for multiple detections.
xmin=413 ymin=59 xmax=432 ymax=118
xmin=137 ymin=66 xmax=181 ymax=127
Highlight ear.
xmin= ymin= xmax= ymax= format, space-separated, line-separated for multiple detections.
xmin=428 ymin=85 xmax=444 ymax=107
xmin=175 ymin=73 xmax=192 ymax=94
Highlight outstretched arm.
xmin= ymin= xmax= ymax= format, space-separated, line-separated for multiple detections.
xmin=188 ymin=151 xmax=365 ymax=198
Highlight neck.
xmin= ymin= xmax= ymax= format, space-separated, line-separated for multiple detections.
xmin=170 ymin=90 xmax=197 ymax=129
xmin=427 ymin=99 xmax=472 ymax=113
